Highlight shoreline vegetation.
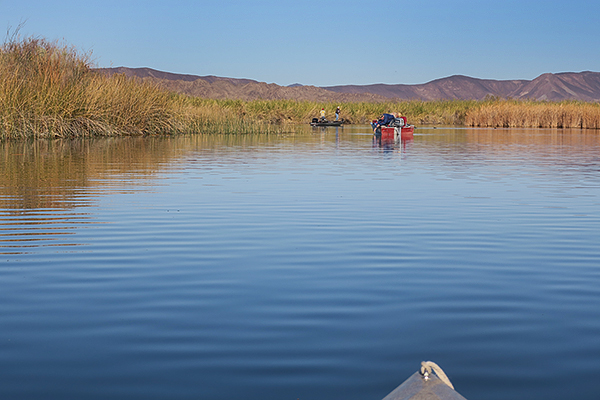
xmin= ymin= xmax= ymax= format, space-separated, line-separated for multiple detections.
xmin=2 ymin=36 xmax=600 ymax=140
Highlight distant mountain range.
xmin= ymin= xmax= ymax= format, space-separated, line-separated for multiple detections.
xmin=96 ymin=67 xmax=600 ymax=102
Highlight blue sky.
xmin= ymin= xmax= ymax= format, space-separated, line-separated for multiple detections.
xmin=2 ymin=0 xmax=599 ymax=86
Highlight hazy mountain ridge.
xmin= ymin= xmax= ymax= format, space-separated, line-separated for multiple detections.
xmin=96 ymin=67 xmax=600 ymax=102
xmin=96 ymin=67 xmax=388 ymax=102
xmin=323 ymin=72 xmax=600 ymax=101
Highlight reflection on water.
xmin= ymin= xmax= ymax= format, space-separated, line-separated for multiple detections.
xmin=0 ymin=137 xmax=189 ymax=210
xmin=0 ymin=137 xmax=182 ymax=255
xmin=0 ymin=210 xmax=90 ymax=254
xmin=1 ymin=127 xmax=600 ymax=400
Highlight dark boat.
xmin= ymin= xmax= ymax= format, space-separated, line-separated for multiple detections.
xmin=310 ymin=118 xmax=344 ymax=127
xmin=382 ymin=361 xmax=467 ymax=400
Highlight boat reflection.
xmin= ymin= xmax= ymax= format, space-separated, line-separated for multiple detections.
xmin=372 ymin=132 xmax=413 ymax=155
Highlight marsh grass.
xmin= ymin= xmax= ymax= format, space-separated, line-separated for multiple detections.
xmin=0 ymin=34 xmax=181 ymax=139
xmin=172 ymin=97 xmax=287 ymax=134
xmin=180 ymin=98 xmax=476 ymax=126
xmin=283 ymin=98 xmax=600 ymax=129
xmin=465 ymin=99 xmax=600 ymax=129
xmin=0 ymin=34 xmax=283 ymax=139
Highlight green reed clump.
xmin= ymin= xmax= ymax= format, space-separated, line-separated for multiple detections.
xmin=245 ymin=99 xmax=475 ymax=125
xmin=170 ymin=96 xmax=285 ymax=134
xmin=173 ymin=98 xmax=469 ymax=126
xmin=214 ymin=98 xmax=600 ymax=130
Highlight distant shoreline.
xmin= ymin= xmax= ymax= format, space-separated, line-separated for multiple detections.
xmin=2 ymin=37 xmax=599 ymax=141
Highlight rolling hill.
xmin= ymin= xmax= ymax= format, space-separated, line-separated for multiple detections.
xmin=323 ymin=71 xmax=600 ymax=101
xmin=96 ymin=67 xmax=388 ymax=102
xmin=96 ymin=67 xmax=600 ymax=102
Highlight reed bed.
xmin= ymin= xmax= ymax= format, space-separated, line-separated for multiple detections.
xmin=266 ymin=98 xmax=600 ymax=129
xmin=0 ymin=35 xmax=180 ymax=139
xmin=329 ymin=99 xmax=477 ymax=125
xmin=172 ymin=97 xmax=287 ymax=134
xmin=465 ymin=99 xmax=600 ymax=129
xmin=267 ymin=98 xmax=600 ymax=130
xmin=0 ymin=35 xmax=282 ymax=140
xmin=175 ymin=98 xmax=477 ymax=126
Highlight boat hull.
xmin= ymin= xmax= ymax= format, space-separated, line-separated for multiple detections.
xmin=380 ymin=125 xmax=414 ymax=140
xmin=310 ymin=121 xmax=343 ymax=127
xmin=382 ymin=371 xmax=467 ymax=400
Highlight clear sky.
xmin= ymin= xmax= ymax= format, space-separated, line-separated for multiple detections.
xmin=2 ymin=0 xmax=599 ymax=86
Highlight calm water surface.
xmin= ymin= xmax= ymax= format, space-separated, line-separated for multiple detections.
xmin=1 ymin=126 xmax=600 ymax=400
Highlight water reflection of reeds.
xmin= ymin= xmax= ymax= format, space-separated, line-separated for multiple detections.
xmin=0 ymin=136 xmax=183 ymax=254
xmin=2 ymin=128 xmax=599 ymax=255
xmin=0 ymin=138 xmax=179 ymax=210
xmin=0 ymin=209 xmax=94 ymax=255
xmin=3 ymin=129 xmax=599 ymax=211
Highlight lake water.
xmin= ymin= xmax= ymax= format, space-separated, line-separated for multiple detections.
xmin=1 ymin=126 xmax=600 ymax=400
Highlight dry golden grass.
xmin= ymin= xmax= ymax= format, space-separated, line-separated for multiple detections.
xmin=0 ymin=34 xmax=283 ymax=139
xmin=0 ymin=35 xmax=182 ymax=139
xmin=465 ymin=99 xmax=600 ymax=129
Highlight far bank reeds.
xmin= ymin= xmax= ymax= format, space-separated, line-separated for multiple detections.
xmin=183 ymin=97 xmax=600 ymax=130
xmin=175 ymin=98 xmax=477 ymax=126
xmin=464 ymin=99 xmax=600 ymax=129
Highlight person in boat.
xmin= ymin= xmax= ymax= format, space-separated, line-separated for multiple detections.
xmin=320 ymin=108 xmax=326 ymax=121
xmin=372 ymin=113 xmax=395 ymax=132
xmin=335 ymin=106 xmax=341 ymax=121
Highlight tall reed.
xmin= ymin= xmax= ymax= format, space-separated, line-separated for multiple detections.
xmin=243 ymin=98 xmax=600 ymax=129
xmin=1 ymin=36 xmax=87 ymax=137
xmin=0 ymin=35 xmax=182 ymax=139
xmin=465 ymin=99 xmax=600 ymax=129
xmin=177 ymin=98 xmax=476 ymax=126
xmin=0 ymin=35 xmax=282 ymax=139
